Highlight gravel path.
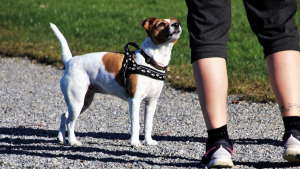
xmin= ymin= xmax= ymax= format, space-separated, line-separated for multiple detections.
xmin=0 ymin=56 xmax=299 ymax=168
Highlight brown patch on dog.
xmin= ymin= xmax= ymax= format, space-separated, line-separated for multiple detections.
xmin=102 ymin=52 xmax=138 ymax=97
xmin=172 ymin=39 xmax=178 ymax=45
xmin=102 ymin=52 xmax=124 ymax=87
xmin=140 ymin=17 xmax=157 ymax=32
xmin=127 ymin=74 xmax=138 ymax=98
xmin=169 ymin=17 xmax=181 ymax=26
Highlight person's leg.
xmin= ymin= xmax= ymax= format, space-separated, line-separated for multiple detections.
xmin=186 ymin=0 xmax=233 ymax=167
xmin=267 ymin=51 xmax=300 ymax=162
xmin=186 ymin=0 xmax=231 ymax=130
xmin=244 ymin=0 xmax=300 ymax=162
xmin=193 ymin=58 xmax=234 ymax=167
xmin=266 ymin=51 xmax=300 ymax=117
xmin=192 ymin=58 xmax=228 ymax=130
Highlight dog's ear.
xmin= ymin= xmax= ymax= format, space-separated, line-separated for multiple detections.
xmin=140 ymin=17 xmax=157 ymax=31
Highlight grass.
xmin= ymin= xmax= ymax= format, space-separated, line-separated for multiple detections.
xmin=0 ymin=0 xmax=300 ymax=102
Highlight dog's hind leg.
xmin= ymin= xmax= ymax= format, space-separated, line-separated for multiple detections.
xmin=57 ymin=111 xmax=68 ymax=144
xmin=65 ymin=96 xmax=85 ymax=146
xmin=58 ymin=91 xmax=94 ymax=146
xmin=80 ymin=92 xmax=95 ymax=114
xmin=66 ymin=89 xmax=90 ymax=146
xmin=143 ymin=98 xmax=158 ymax=146
xmin=60 ymin=77 xmax=89 ymax=146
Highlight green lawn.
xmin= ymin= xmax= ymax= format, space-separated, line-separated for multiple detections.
xmin=0 ymin=0 xmax=300 ymax=102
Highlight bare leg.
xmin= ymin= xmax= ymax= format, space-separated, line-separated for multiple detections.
xmin=266 ymin=51 xmax=300 ymax=117
xmin=267 ymin=51 xmax=300 ymax=162
xmin=192 ymin=57 xmax=228 ymax=130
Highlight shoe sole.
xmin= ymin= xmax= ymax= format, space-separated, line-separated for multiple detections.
xmin=209 ymin=158 xmax=234 ymax=168
xmin=283 ymin=148 xmax=300 ymax=163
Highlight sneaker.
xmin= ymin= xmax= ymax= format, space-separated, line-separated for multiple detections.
xmin=283 ymin=129 xmax=300 ymax=163
xmin=202 ymin=139 xmax=234 ymax=168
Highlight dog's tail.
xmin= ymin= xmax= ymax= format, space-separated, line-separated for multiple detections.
xmin=50 ymin=23 xmax=72 ymax=65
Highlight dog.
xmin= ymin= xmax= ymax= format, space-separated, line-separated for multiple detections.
xmin=50 ymin=17 xmax=181 ymax=147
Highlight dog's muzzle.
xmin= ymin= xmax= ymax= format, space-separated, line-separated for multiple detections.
xmin=166 ymin=23 xmax=181 ymax=38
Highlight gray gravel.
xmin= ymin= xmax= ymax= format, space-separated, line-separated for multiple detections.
xmin=0 ymin=56 xmax=299 ymax=168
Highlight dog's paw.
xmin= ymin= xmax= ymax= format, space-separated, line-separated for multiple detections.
xmin=58 ymin=139 xmax=67 ymax=145
xmin=130 ymin=140 xmax=143 ymax=147
xmin=69 ymin=140 xmax=82 ymax=146
xmin=57 ymin=134 xmax=66 ymax=145
xmin=144 ymin=139 xmax=158 ymax=146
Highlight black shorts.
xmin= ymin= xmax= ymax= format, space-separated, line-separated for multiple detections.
xmin=186 ymin=0 xmax=300 ymax=63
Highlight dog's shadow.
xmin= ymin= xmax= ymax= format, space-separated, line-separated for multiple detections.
xmin=0 ymin=127 xmax=297 ymax=168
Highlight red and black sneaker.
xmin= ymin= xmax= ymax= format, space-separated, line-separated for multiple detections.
xmin=283 ymin=129 xmax=300 ymax=163
xmin=202 ymin=139 xmax=234 ymax=168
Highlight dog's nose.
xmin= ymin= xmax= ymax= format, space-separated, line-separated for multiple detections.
xmin=172 ymin=22 xmax=179 ymax=28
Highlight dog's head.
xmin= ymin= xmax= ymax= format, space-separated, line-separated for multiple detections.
xmin=140 ymin=17 xmax=182 ymax=45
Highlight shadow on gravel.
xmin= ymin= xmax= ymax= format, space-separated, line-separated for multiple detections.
xmin=234 ymin=138 xmax=282 ymax=147
xmin=0 ymin=127 xmax=282 ymax=145
xmin=0 ymin=127 xmax=201 ymax=167
xmin=234 ymin=161 xmax=300 ymax=168
xmin=0 ymin=127 xmax=298 ymax=168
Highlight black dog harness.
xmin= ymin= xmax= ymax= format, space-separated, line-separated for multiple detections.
xmin=121 ymin=42 xmax=167 ymax=92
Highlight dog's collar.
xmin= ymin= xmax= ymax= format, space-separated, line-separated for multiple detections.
xmin=141 ymin=50 xmax=168 ymax=71
xmin=121 ymin=42 xmax=166 ymax=93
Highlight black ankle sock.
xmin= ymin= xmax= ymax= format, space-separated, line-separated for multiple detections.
xmin=207 ymin=124 xmax=230 ymax=142
xmin=283 ymin=116 xmax=300 ymax=132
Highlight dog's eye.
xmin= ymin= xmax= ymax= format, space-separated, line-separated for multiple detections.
xmin=158 ymin=22 xmax=165 ymax=27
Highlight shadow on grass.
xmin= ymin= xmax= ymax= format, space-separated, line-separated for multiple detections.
xmin=0 ymin=127 xmax=298 ymax=168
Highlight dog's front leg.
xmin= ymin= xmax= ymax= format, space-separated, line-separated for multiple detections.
xmin=143 ymin=98 xmax=158 ymax=146
xmin=129 ymin=98 xmax=142 ymax=147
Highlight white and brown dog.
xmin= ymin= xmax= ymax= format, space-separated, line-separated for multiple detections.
xmin=50 ymin=17 xmax=181 ymax=147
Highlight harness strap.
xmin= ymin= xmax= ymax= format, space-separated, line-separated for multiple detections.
xmin=121 ymin=42 xmax=166 ymax=93
xmin=141 ymin=50 xmax=168 ymax=71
